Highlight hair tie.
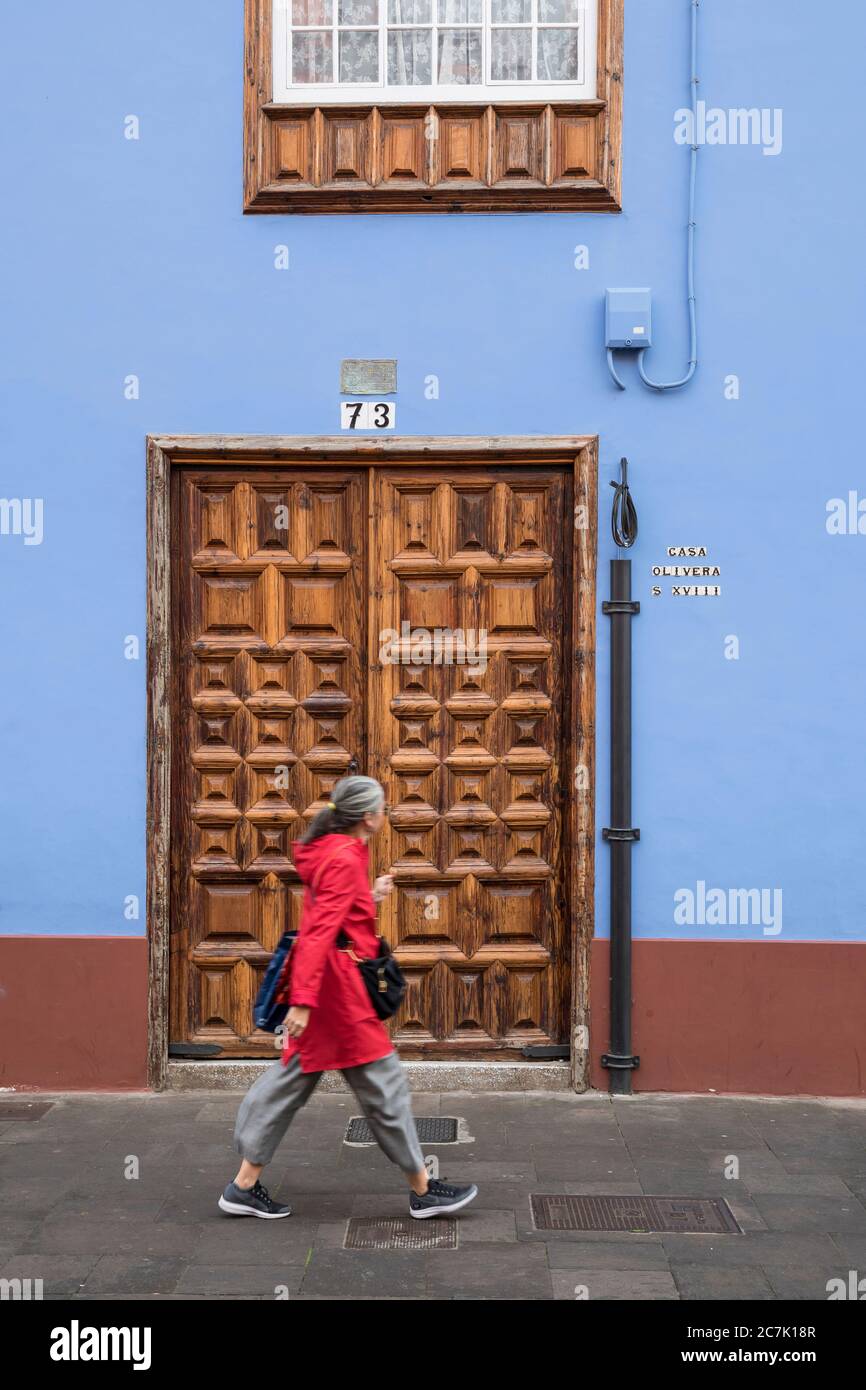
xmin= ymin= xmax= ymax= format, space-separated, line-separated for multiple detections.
xmin=326 ymin=801 xmax=336 ymax=810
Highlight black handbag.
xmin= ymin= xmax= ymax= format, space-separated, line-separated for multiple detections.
xmin=337 ymin=931 xmax=407 ymax=1020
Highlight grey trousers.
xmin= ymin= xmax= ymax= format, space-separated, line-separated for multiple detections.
xmin=233 ymin=1050 xmax=426 ymax=1174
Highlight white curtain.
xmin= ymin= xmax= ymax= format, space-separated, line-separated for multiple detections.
xmin=438 ymin=30 xmax=480 ymax=83
xmin=491 ymin=28 xmax=530 ymax=81
xmin=292 ymin=31 xmax=333 ymax=82
xmin=292 ymin=0 xmax=332 ymax=24
xmin=389 ymin=0 xmax=432 ymax=18
xmin=388 ymin=0 xmax=432 ymax=85
xmin=539 ymin=0 xmax=579 ymax=20
xmin=491 ymin=0 xmax=530 ymax=21
xmin=537 ymin=26 xmax=578 ymax=81
xmin=338 ymin=0 xmax=379 ymax=22
xmin=437 ymin=0 xmax=480 ymax=21
xmin=388 ymin=30 xmax=433 ymax=84
xmin=339 ymin=28 xmax=380 ymax=81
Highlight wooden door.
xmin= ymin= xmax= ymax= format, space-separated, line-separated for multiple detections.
xmin=368 ymin=469 xmax=572 ymax=1057
xmin=170 ymin=469 xmax=366 ymax=1057
xmin=169 ymin=462 xmax=573 ymax=1059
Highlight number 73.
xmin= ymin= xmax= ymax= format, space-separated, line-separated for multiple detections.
xmin=340 ymin=401 xmax=395 ymax=430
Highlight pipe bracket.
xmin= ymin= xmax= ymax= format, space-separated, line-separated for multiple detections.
xmin=601 ymin=1053 xmax=641 ymax=1070
xmin=602 ymin=826 xmax=641 ymax=842
xmin=603 ymin=600 xmax=640 ymax=615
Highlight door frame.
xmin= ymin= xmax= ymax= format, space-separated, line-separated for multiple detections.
xmin=146 ymin=435 xmax=598 ymax=1091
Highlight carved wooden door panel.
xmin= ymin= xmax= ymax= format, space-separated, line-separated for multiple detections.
xmin=170 ymin=469 xmax=365 ymax=1057
xmin=169 ymin=462 xmax=572 ymax=1059
xmin=368 ymin=468 xmax=572 ymax=1058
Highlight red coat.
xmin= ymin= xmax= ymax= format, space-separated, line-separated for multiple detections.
xmin=279 ymin=834 xmax=393 ymax=1074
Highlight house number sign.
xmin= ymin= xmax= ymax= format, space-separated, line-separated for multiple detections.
xmin=340 ymin=401 xmax=396 ymax=431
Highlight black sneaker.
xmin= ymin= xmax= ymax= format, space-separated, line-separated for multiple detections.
xmin=409 ymin=1176 xmax=478 ymax=1219
xmin=218 ymin=1179 xmax=292 ymax=1219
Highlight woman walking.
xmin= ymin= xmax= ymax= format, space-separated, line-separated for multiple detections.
xmin=219 ymin=775 xmax=478 ymax=1220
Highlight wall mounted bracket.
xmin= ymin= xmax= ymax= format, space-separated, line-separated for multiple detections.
xmin=601 ymin=1052 xmax=641 ymax=1070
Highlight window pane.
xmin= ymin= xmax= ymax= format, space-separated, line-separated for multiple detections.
xmin=491 ymin=0 xmax=530 ymax=21
xmin=538 ymin=0 xmax=580 ymax=20
xmin=537 ymin=27 xmax=579 ymax=80
xmin=437 ymin=0 xmax=482 ymax=25
xmin=292 ymin=0 xmax=332 ymax=24
xmin=491 ymin=29 xmax=531 ymax=80
xmin=388 ymin=29 xmax=432 ymax=83
xmin=437 ymin=28 xmax=482 ymax=82
xmin=292 ymin=31 xmax=333 ymax=82
xmin=340 ymin=29 xmax=380 ymax=80
xmin=388 ymin=0 xmax=431 ymax=21
xmin=338 ymin=0 xmax=378 ymax=24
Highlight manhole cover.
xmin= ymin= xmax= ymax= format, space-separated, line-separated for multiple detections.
xmin=531 ymin=1195 xmax=741 ymax=1235
xmin=346 ymin=1116 xmax=458 ymax=1144
xmin=344 ymin=1217 xmax=458 ymax=1250
xmin=0 ymin=1102 xmax=54 ymax=1121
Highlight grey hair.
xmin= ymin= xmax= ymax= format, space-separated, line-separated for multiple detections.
xmin=300 ymin=774 xmax=385 ymax=843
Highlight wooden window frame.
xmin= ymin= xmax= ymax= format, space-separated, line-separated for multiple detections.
xmin=244 ymin=0 xmax=622 ymax=213
xmin=146 ymin=434 xmax=597 ymax=1090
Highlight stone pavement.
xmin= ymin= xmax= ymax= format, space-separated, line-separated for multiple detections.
xmin=1 ymin=1087 xmax=865 ymax=1301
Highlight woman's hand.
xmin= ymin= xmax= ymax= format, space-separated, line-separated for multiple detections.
xmin=372 ymin=874 xmax=394 ymax=903
xmin=283 ymin=1006 xmax=311 ymax=1038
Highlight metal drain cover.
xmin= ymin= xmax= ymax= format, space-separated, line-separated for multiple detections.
xmin=346 ymin=1116 xmax=458 ymax=1144
xmin=345 ymin=1217 xmax=458 ymax=1250
xmin=531 ymin=1194 xmax=741 ymax=1235
xmin=0 ymin=1102 xmax=54 ymax=1121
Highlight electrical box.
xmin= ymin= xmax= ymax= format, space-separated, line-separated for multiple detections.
xmin=605 ymin=289 xmax=653 ymax=350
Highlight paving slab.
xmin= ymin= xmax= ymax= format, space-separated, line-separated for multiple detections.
xmin=79 ymin=1255 xmax=187 ymax=1296
xmin=173 ymin=1263 xmax=306 ymax=1297
xmin=662 ymin=1232 xmax=840 ymax=1268
xmin=671 ymin=1263 xmax=776 ymax=1300
xmin=551 ymin=1268 xmax=679 ymax=1300
xmin=750 ymin=1194 xmax=866 ymax=1234
xmin=426 ymin=1240 xmax=551 ymax=1299
xmin=302 ymin=1248 xmax=428 ymax=1298
xmin=762 ymin=1264 xmax=857 ymax=1301
xmin=546 ymin=1240 xmax=669 ymax=1270
xmin=0 ymin=1254 xmax=100 ymax=1296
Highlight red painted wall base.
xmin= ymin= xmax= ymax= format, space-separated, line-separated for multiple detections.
xmin=1 ymin=937 xmax=864 ymax=1095
xmin=590 ymin=939 xmax=866 ymax=1096
xmin=0 ymin=937 xmax=148 ymax=1091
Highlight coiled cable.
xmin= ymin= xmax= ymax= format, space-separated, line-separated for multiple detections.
xmin=610 ymin=457 xmax=638 ymax=549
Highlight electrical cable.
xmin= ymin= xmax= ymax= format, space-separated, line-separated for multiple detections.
xmin=607 ymin=347 xmax=627 ymax=391
xmin=606 ymin=0 xmax=700 ymax=393
xmin=638 ymin=0 xmax=700 ymax=391
xmin=610 ymin=457 xmax=638 ymax=549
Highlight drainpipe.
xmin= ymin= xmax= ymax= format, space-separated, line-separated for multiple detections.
xmin=601 ymin=460 xmax=640 ymax=1095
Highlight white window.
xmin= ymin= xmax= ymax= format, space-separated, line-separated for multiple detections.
xmin=272 ymin=0 xmax=598 ymax=104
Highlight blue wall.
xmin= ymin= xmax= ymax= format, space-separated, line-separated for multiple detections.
xmin=1 ymin=1 xmax=863 ymax=943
